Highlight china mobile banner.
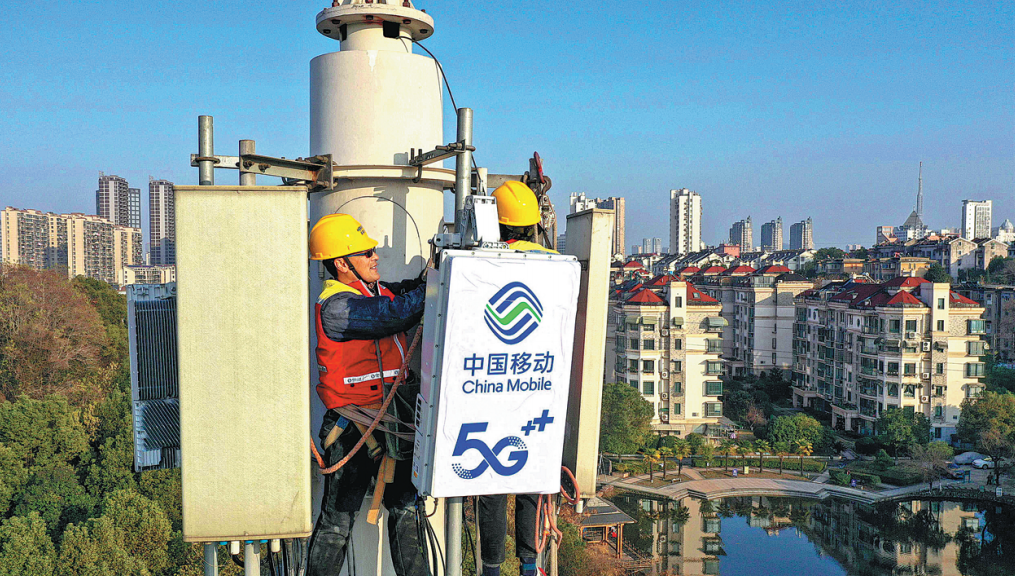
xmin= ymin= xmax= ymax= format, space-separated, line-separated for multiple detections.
xmin=413 ymin=252 xmax=580 ymax=497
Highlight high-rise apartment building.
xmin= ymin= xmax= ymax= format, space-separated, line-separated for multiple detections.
xmin=729 ymin=217 xmax=753 ymax=250
xmin=792 ymin=277 xmax=986 ymax=440
xmin=569 ymin=192 xmax=625 ymax=256
xmin=961 ymin=200 xmax=992 ymax=240
xmin=149 ymin=178 xmax=176 ymax=265
xmin=1 ymin=207 xmax=141 ymax=284
xmin=641 ymin=237 xmax=662 ymax=254
xmin=760 ymin=217 xmax=783 ymax=251
xmin=607 ymin=280 xmax=731 ymax=437
xmin=669 ymin=189 xmax=702 ymax=256
xmin=790 ymin=218 xmax=814 ymax=250
xmin=97 ymin=173 xmax=141 ymax=229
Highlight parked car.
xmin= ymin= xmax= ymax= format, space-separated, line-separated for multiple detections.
xmin=943 ymin=469 xmax=964 ymax=480
xmin=972 ymin=458 xmax=995 ymax=469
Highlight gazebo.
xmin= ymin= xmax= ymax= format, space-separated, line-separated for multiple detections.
xmin=578 ymin=496 xmax=636 ymax=559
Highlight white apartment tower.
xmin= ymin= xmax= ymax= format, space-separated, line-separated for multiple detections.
xmin=670 ymin=188 xmax=702 ymax=256
xmin=790 ymin=218 xmax=814 ymax=250
xmin=761 ymin=217 xmax=783 ymax=251
xmin=729 ymin=217 xmax=753 ymax=250
xmin=149 ymin=178 xmax=176 ymax=265
xmin=961 ymin=200 xmax=992 ymax=240
xmin=97 ymin=173 xmax=141 ymax=229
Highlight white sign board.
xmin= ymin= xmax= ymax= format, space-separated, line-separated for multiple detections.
xmin=412 ymin=252 xmax=580 ymax=497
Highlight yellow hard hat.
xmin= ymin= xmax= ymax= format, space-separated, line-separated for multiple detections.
xmin=492 ymin=181 xmax=541 ymax=227
xmin=308 ymin=213 xmax=378 ymax=260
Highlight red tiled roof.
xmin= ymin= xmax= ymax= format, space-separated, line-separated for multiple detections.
xmin=701 ymin=266 xmax=726 ymax=274
xmin=646 ymin=274 xmax=678 ymax=286
xmin=885 ymin=290 xmax=925 ymax=307
xmin=722 ymin=265 xmax=756 ymax=275
xmin=626 ymin=288 xmax=667 ymax=304
xmin=829 ymin=284 xmax=882 ymax=304
xmin=626 ymin=282 xmax=644 ymax=292
xmin=756 ymin=265 xmax=792 ymax=274
xmin=883 ymin=276 xmax=929 ymax=288
xmin=687 ymin=284 xmax=719 ymax=304
xmin=950 ymin=291 xmax=979 ymax=305
xmin=677 ymin=266 xmax=701 ymax=274
xmin=622 ymin=261 xmax=644 ymax=269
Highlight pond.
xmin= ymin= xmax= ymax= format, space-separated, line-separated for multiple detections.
xmin=611 ymin=493 xmax=1014 ymax=576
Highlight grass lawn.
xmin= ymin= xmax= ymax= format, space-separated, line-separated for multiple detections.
xmin=699 ymin=470 xmax=804 ymax=480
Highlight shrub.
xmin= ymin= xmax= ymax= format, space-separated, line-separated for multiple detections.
xmin=855 ymin=436 xmax=881 ymax=456
xmin=829 ymin=469 xmax=850 ymax=486
xmin=872 ymin=467 xmax=922 ymax=486
xmin=691 ymin=457 xmax=826 ymax=472
xmin=850 ymin=471 xmax=881 ymax=487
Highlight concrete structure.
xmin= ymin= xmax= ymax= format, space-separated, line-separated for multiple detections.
xmin=733 ymin=248 xmax=815 ymax=272
xmin=792 ymin=277 xmax=986 ymax=441
xmin=760 ymin=217 xmax=783 ymax=251
xmin=993 ymin=218 xmax=1014 ymax=245
xmin=696 ymin=266 xmax=814 ymax=376
xmin=895 ymin=210 xmax=928 ymax=242
xmin=569 ymin=193 xmax=625 ymax=257
xmin=96 ymin=173 xmax=141 ymax=229
xmin=790 ymin=218 xmax=814 ymax=250
xmin=641 ymin=237 xmax=662 ymax=254
xmin=669 ymin=188 xmax=702 ymax=256
xmin=123 ymin=264 xmax=177 ymax=285
xmin=1 ymin=207 xmax=142 ymax=284
xmin=149 ymin=178 xmax=176 ymax=265
xmin=818 ymin=258 xmax=865 ymax=276
xmin=954 ymin=283 xmax=1015 ymax=363
xmin=876 ymin=225 xmax=896 ymax=245
xmin=863 ymin=256 xmax=934 ymax=281
xmin=607 ymin=280 xmax=730 ymax=437
xmin=962 ymin=199 xmax=992 ymax=240
xmin=729 ymin=217 xmax=752 ymax=250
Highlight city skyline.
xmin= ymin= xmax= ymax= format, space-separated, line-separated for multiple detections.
xmin=0 ymin=1 xmax=1011 ymax=248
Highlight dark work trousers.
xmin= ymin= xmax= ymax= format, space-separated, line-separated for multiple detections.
xmin=307 ymin=410 xmax=426 ymax=576
xmin=477 ymin=493 xmax=539 ymax=566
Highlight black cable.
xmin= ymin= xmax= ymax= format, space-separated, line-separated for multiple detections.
xmin=267 ymin=548 xmax=278 ymax=576
xmin=464 ymin=499 xmax=478 ymax=576
xmin=334 ymin=195 xmax=427 ymax=276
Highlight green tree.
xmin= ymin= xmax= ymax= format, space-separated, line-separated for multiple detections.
xmin=873 ymin=449 xmax=894 ymax=471
xmin=99 ymin=490 xmax=173 ymax=575
xmin=698 ymin=443 xmax=715 ymax=466
xmin=658 ymin=447 xmax=673 ymax=479
xmin=718 ymin=439 xmax=736 ymax=471
xmin=923 ymin=264 xmax=953 ymax=284
xmin=686 ymin=433 xmax=706 ymax=455
xmin=12 ymin=463 xmax=96 ymax=537
xmin=722 ymin=390 xmax=753 ymax=424
xmin=84 ymin=433 xmax=138 ymax=498
xmin=814 ymin=247 xmax=847 ymax=260
xmin=0 ymin=395 xmax=91 ymax=472
xmin=754 ymin=440 xmax=771 ymax=470
xmin=0 ymin=446 xmax=27 ymax=518
xmin=599 ymin=383 xmax=654 ymax=454
xmin=773 ymin=441 xmax=791 ymax=475
xmin=643 ymin=450 xmax=661 ymax=482
xmin=853 ymin=247 xmax=869 ymax=259
xmin=0 ymin=513 xmax=56 ymax=576
xmin=671 ymin=439 xmax=691 ymax=476
xmin=957 ymin=391 xmax=1015 ymax=485
xmin=71 ymin=277 xmax=129 ymax=367
xmin=767 ymin=413 xmax=824 ymax=449
xmin=876 ymin=408 xmax=930 ymax=457
xmin=793 ymin=440 xmax=813 ymax=474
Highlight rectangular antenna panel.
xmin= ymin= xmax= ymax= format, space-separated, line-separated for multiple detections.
xmin=412 ymin=249 xmax=581 ymax=497
xmin=175 ymin=186 xmax=312 ymax=542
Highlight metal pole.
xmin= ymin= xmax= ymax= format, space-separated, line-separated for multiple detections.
xmin=244 ymin=541 xmax=260 ymax=576
xmin=198 ymin=115 xmax=215 ymax=185
xmin=453 ymin=108 xmax=473 ymax=230
xmin=240 ymin=140 xmax=256 ymax=186
xmin=204 ymin=544 xmax=218 ymax=576
xmin=445 ymin=497 xmax=463 ymax=576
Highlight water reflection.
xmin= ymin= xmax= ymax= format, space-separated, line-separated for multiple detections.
xmin=611 ymin=492 xmax=1014 ymax=576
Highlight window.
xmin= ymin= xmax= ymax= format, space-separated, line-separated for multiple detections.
xmin=968 ymin=320 xmax=986 ymax=334
xmin=627 ymin=323 xmax=638 ymax=332
xmin=672 ymin=360 xmax=682 ymax=372
xmin=705 ymin=381 xmax=723 ymax=396
xmin=642 ymin=323 xmax=655 ymax=332
xmin=937 ymin=298 xmax=945 ymax=310
xmin=888 ymin=384 xmax=899 ymax=397
xmin=935 ymin=427 xmax=942 ymax=439
xmin=630 ymin=339 xmax=639 ymax=350
xmin=936 ymin=320 xmax=945 ymax=331
xmin=707 ymin=339 xmax=722 ymax=353
xmin=904 ymin=385 xmax=916 ymax=398
xmin=630 ymin=382 xmax=639 ymax=390
xmin=968 ymin=341 xmax=986 ymax=355
xmin=905 ymin=319 xmax=917 ymax=332
xmin=643 ymin=339 xmax=655 ymax=351
xmin=934 ymin=405 xmax=943 ymax=418
xmin=772 ymin=353 xmax=778 ymax=364
xmin=629 ymin=359 xmax=638 ymax=371
xmin=889 ymin=319 xmax=901 ymax=333
xmin=965 ymin=363 xmax=985 ymax=377
xmin=616 ymin=336 xmax=625 ymax=349
xmin=904 ymin=363 xmax=916 ymax=375
xmin=706 ymin=361 xmax=722 ymax=375
xmin=673 ymin=338 xmax=682 ymax=350
xmin=674 ymin=296 xmax=683 ymax=307
xmin=643 ymin=381 xmax=655 ymax=395
xmin=642 ymin=360 xmax=655 ymax=373
xmin=674 ymin=403 xmax=681 ymax=415
xmin=936 ymin=363 xmax=944 ymax=374
xmin=934 ymin=386 xmax=944 ymax=397
xmin=772 ymin=338 xmax=778 ymax=349
xmin=705 ymin=403 xmax=723 ymax=417
xmin=887 ymin=362 xmax=899 ymax=376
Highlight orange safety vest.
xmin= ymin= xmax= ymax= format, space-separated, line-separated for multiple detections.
xmin=315 ymin=279 xmax=407 ymax=409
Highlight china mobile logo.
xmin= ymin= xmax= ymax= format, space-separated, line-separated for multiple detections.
xmin=484 ymin=282 xmax=543 ymax=345
xmin=451 ymin=423 xmax=528 ymax=480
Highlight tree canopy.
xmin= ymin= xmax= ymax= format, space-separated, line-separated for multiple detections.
xmin=600 ymin=382 xmax=654 ymax=453
xmin=957 ymin=391 xmax=1015 ymax=483
xmin=923 ymin=264 xmax=953 ymax=284
xmin=766 ymin=413 xmax=824 ymax=449
xmin=876 ymin=408 xmax=930 ymax=456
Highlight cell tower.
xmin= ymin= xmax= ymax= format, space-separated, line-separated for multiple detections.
xmin=917 ymin=161 xmax=924 ymax=218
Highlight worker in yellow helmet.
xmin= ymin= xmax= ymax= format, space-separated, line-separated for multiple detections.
xmin=492 ymin=180 xmax=558 ymax=254
xmin=475 ymin=182 xmax=555 ymax=576
xmin=306 ymin=213 xmax=427 ymax=576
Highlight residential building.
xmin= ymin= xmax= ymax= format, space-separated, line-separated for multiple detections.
xmin=760 ymin=217 xmax=783 ymax=251
xmin=669 ymin=189 xmax=702 ymax=256
xmin=956 ymin=238 xmax=1009 ymax=272
xmin=876 ymin=225 xmax=897 ymax=245
xmin=790 ymin=218 xmax=814 ymax=250
xmin=608 ymin=279 xmax=731 ymax=437
xmin=863 ymin=256 xmax=934 ymax=281
xmin=123 ymin=264 xmax=177 ymax=285
xmin=729 ymin=217 xmax=753 ymax=250
xmin=733 ymin=248 xmax=815 ymax=272
xmin=696 ymin=266 xmax=813 ymax=376
xmin=993 ymin=218 xmax=1014 ymax=245
xmin=818 ymin=258 xmax=865 ymax=276
xmin=97 ymin=173 xmax=141 ymax=229
xmin=954 ymin=283 xmax=1015 ymax=363
xmin=895 ymin=211 xmax=929 ymax=241
xmin=149 ymin=178 xmax=176 ymax=265
xmin=961 ymin=200 xmax=992 ymax=240
xmin=0 ymin=207 xmax=141 ymax=285
xmin=570 ymin=193 xmax=625 ymax=256
xmin=641 ymin=237 xmax=662 ymax=254
xmin=556 ymin=233 xmax=566 ymax=253
xmin=792 ymin=277 xmax=986 ymax=441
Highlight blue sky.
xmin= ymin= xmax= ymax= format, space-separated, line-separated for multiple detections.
xmin=1 ymin=0 xmax=1011 ymax=249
